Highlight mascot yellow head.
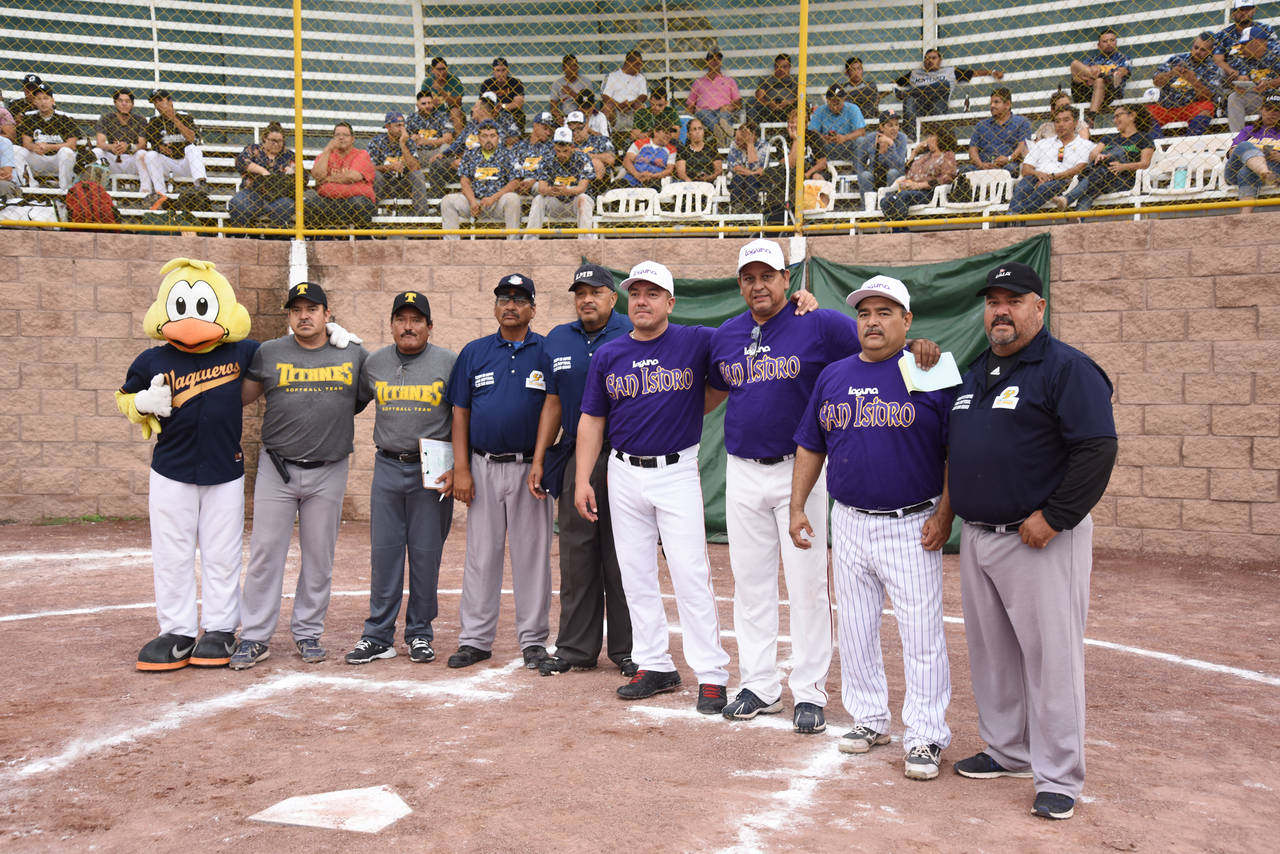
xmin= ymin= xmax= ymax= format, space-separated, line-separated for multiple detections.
xmin=143 ymin=258 xmax=251 ymax=353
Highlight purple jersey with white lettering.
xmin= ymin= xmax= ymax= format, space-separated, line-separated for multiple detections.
xmin=708 ymin=303 xmax=861 ymax=458
xmin=794 ymin=350 xmax=953 ymax=509
xmin=581 ymin=323 xmax=711 ymax=456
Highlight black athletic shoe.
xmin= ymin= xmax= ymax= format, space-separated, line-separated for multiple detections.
xmin=408 ymin=638 xmax=435 ymax=663
xmin=953 ymin=751 xmax=1033 ymax=779
xmin=229 ymin=640 xmax=270 ymax=670
xmin=723 ymin=688 xmax=784 ymax=720
xmin=447 ymin=645 xmax=492 ymax=668
xmin=137 ymin=633 xmax=196 ymax=672
xmin=696 ymin=683 xmax=728 ymax=715
xmin=189 ymin=630 xmax=236 ymax=667
xmin=345 ymin=638 xmax=396 ymax=665
xmin=793 ymin=702 xmax=826 ymax=734
xmin=539 ymin=655 xmax=596 ymax=676
xmin=617 ymin=656 xmax=638 ymax=677
xmin=522 ymin=645 xmax=549 ymax=670
xmin=616 ymin=669 xmax=681 ymax=699
xmin=1032 ymin=791 xmax=1075 ymax=820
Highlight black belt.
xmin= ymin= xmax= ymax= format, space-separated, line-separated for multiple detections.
xmin=473 ymin=448 xmax=534 ymax=463
xmin=751 ymin=454 xmax=795 ymax=466
xmin=614 ymin=449 xmax=680 ymax=468
xmin=379 ymin=448 xmax=421 ymax=463
xmin=851 ymin=499 xmax=935 ymax=518
xmin=968 ymin=520 xmax=1025 ymax=534
xmin=283 ymin=458 xmax=326 ymax=469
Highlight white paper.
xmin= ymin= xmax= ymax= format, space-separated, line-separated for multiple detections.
xmin=898 ymin=350 xmax=962 ymax=393
xmin=418 ymin=438 xmax=454 ymax=490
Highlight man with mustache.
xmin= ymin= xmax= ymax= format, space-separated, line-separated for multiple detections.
xmin=946 ymin=262 xmax=1116 ymax=821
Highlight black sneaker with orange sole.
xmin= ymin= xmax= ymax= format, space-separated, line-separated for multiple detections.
xmin=136 ymin=633 xmax=196 ymax=672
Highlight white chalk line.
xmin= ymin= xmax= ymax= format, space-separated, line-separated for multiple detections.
xmin=0 ymin=548 xmax=152 ymax=565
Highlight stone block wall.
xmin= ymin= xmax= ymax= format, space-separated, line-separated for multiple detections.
xmin=2 ymin=217 xmax=1276 ymax=562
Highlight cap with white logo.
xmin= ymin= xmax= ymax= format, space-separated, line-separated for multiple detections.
xmin=737 ymin=238 xmax=787 ymax=274
xmin=553 ymin=126 xmax=574 ymax=143
xmin=845 ymin=275 xmax=910 ymax=312
xmin=619 ymin=261 xmax=675 ymax=297
xmin=566 ymin=110 xmax=586 ymax=125
xmin=977 ymin=261 xmax=1042 ymax=297
xmin=569 ymin=263 xmax=614 ymax=291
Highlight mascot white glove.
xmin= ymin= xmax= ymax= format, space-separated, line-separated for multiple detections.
xmin=325 ymin=321 xmax=363 ymax=349
xmin=133 ymin=374 xmax=173 ymax=417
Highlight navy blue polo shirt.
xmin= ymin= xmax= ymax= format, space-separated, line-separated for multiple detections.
xmin=948 ymin=327 xmax=1115 ymax=524
xmin=543 ymin=309 xmax=633 ymax=437
xmin=447 ymin=329 xmax=548 ymax=452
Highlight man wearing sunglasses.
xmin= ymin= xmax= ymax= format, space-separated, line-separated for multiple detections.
xmin=1008 ymin=106 xmax=1092 ymax=219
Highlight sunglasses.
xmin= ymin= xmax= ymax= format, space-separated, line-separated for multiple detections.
xmin=496 ymin=294 xmax=531 ymax=306
xmin=1057 ymin=144 xmax=1066 ymax=163
xmin=746 ymin=324 xmax=762 ymax=357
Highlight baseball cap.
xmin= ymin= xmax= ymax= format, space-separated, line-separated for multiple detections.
xmin=32 ymin=82 xmax=52 ymax=96
xmin=495 ymin=273 xmax=535 ymax=299
xmin=565 ymin=110 xmax=586 ymax=125
xmin=21 ymin=73 xmax=42 ymax=88
xmin=480 ymin=91 xmax=499 ymax=105
xmin=391 ymin=290 xmax=431 ymax=320
xmin=476 ymin=119 xmax=498 ymax=131
xmin=533 ymin=111 xmax=555 ymax=127
xmin=846 ymin=275 xmax=911 ymax=312
xmin=879 ymin=109 xmax=902 ymax=123
xmin=826 ymin=84 xmax=846 ymax=99
xmin=1264 ymin=92 xmax=1280 ymax=107
xmin=492 ymin=56 xmax=508 ymax=67
xmin=1235 ymin=1 xmax=1257 ymax=9
xmin=284 ymin=281 xmax=328 ymax=308
xmin=978 ymin=262 xmax=1043 ymax=297
xmin=570 ymin=263 xmax=615 ymax=291
xmin=619 ymin=261 xmax=675 ymax=297
xmin=149 ymin=88 xmax=171 ymax=101
xmin=706 ymin=49 xmax=723 ymax=60
xmin=384 ymin=110 xmax=404 ymax=124
xmin=552 ymin=126 xmax=574 ymax=144
xmin=737 ymin=239 xmax=786 ymax=274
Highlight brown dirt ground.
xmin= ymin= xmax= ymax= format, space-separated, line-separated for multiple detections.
xmin=0 ymin=518 xmax=1277 ymax=853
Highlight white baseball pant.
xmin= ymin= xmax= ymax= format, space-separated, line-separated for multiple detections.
xmin=13 ymin=146 xmax=77 ymax=189
xmin=148 ymin=470 xmax=244 ymax=637
xmin=607 ymin=445 xmax=730 ymax=685
xmin=440 ymin=191 xmax=521 ymax=239
xmin=145 ymin=143 xmax=206 ymax=193
xmin=725 ymin=454 xmax=833 ymax=707
xmin=831 ymin=500 xmax=951 ymax=752
xmin=93 ymin=147 xmax=154 ymax=194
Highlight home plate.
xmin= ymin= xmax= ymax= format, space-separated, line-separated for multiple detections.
xmin=248 ymin=785 xmax=411 ymax=833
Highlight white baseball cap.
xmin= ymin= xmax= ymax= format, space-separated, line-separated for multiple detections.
xmin=737 ymin=238 xmax=786 ymax=274
xmin=1235 ymin=1 xmax=1257 ymax=10
xmin=619 ymin=260 xmax=675 ymax=296
xmin=845 ymin=275 xmax=910 ymax=312
xmin=566 ymin=110 xmax=586 ymax=124
xmin=553 ymin=126 xmax=573 ymax=143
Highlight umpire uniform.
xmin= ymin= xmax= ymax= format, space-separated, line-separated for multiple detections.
xmin=948 ymin=262 xmax=1116 ymax=821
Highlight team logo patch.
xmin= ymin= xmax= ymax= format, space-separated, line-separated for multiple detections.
xmin=474 ymin=371 xmax=495 ymax=389
xmin=552 ymin=355 xmax=572 ymax=372
xmin=953 ymin=393 xmax=974 ymax=411
xmin=525 ymin=369 xmax=546 ymax=391
xmin=992 ymin=386 xmax=1020 ymax=410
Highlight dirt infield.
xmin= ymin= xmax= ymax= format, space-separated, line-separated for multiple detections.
xmin=0 ymin=519 xmax=1276 ymax=853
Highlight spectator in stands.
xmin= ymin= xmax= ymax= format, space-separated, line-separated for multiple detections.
xmin=0 ymin=132 xmax=17 ymax=199
xmin=305 ymin=120 xmax=376 ymax=228
xmin=855 ymin=110 xmax=909 ymax=202
xmin=1033 ymin=91 xmax=1090 ymax=142
xmin=880 ymin=127 xmax=959 ymax=223
xmin=1225 ymin=91 xmax=1280 ymax=209
xmin=575 ymin=89 xmax=611 ymax=138
xmin=526 ymin=126 xmax=595 ymax=238
xmin=603 ymin=50 xmax=647 ymax=138
xmin=688 ymin=50 xmax=743 ymax=145
xmin=447 ymin=93 xmax=520 ymax=163
xmin=407 ymin=89 xmax=456 ymax=187
xmin=842 ymin=57 xmax=880 ymax=119
xmin=93 ymin=88 xmax=154 ymax=197
xmin=1151 ymin=32 xmax=1223 ymax=136
xmin=1226 ymin=27 xmax=1280 ymax=132
xmin=143 ymin=88 xmax=207 ymax=203
xmin=634 ymin=86 xmax=680 ymax=144
xmin=7 ymin=73 xmax=43 ymax=120
xmin=441 ymin=120 xmax=520 ymax=239
xmin=753 ymin=54 xmax=798 ymax=126
xmin=227 ymin=121 xmax=295 ymax=229
xmin=1053 ymin=104 xmax=1155 ymax=213
xmin=481 ymin=57 xmax=527 ymax=134
xmin=966 ymin=87 xmax=1031 ymax=178
xmin=369 ymin=110 xmax=430 ymax=218
xmin=568 ymin=109 xmax=617 ymax=197
xmin=550 ymin=54 xmax=590 ymax=124
xmin=1 ymin=102 xmax=15 ymax=143
xmin=422 ymin=56 xmax=465 ymax=134
xmin=1214 ymin=2 xmax=1275 ymax=85
xmin=1069 ymin=28 xmax=1131 ymax=125
xmin=1008 ymin=106 xmax=1092 ymax=218
xmin=896 ymin=48 xmax=1003 ymax=137
xmin=808 ymin=84 xmax=865 ymax=162
xmin=726 ymin=120 xmax=767 ymax=212
xmin=675 ymin=116 xmax=723 ymax=183
xmin=763 ymin=106 xmax=827 ymax=222
xmin=511 ymin=112 xmax=556 ymax=194
xmin=12 ymin=82 xmax=80 ymax=191
xmin=621 ymin=122 xmax=676 ymax=187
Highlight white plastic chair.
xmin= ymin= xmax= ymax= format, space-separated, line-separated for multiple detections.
xmin=654 ymin=181 xmax=716 ymax=219
xmin=943 ymin=169 xmax=1014 ymax=212
xmin=595 ymin=187 xmax=658 ymax=221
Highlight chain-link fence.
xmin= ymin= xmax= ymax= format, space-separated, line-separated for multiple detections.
xmin=1 ymin=1 xmax=1274 ymax=237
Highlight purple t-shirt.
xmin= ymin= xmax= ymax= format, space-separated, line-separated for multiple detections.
xmin=580 ymin=323 xmax=712 ymax=456
xmin=708 ymin=303 xmax=861 ymax=458
xmin=793 ymin=350 xmax=953 ymax=509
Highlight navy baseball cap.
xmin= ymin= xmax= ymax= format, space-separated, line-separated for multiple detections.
xmin=476 ymin=119 xmax=498 ymax=131
xmin=384 ymin=110 xmax=405 ymax=125
xmin=391 ymin=290 xmax=430 ymax=319
xmin=826 ymin=84 xmax=846 ymax=99
xmin=570 ymin=263 xmax=615 ymax=291
xmin=21 ymin=73 xmax=42 ymax=88
xmin=32 ymin=82 xmax=52 ymax=95
xmin=492 ymin=56 xmax=508 ymax=67
xmin=284 ymin=281 xmax=328 ymax=308
xmin=495 ymin=273 xmax=535 ymax=299
xmin=978 ymin=262 xmax=1042 ymax=297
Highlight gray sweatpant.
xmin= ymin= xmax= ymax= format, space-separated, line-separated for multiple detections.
xmin=240 ymin=450 xmax=349 ymax=644
xmin=958 ymin=515 xmax=1093 ymax=798
xmin=457 ymin=453 xmax=552 ymax=651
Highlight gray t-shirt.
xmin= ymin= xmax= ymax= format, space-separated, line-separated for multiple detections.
xmin=360 ymin=343 xmax=457 ymax=453
xmin=249 ymin=335 xmax=369 ymax=462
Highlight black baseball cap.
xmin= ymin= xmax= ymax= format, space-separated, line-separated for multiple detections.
xmin=826 ymin=84 xmax=846 ymax=99
xmin=391 ymin=290 xmax=431 ymax=320
xmin=149 ymin=88 xmax=171 ymax=101
xmin=978 ymin=262 xmax=1043 ymax=297
xmin=495 ymin=273 xmax=535 ymax=299
xmin=284 ymin=281 xmax=328 ymax=308
xmin=492 ymin=56 xmax=508 ymax=67
xmin=32 ymin=82 xmax=52 ymax=95
xmin=21 ymin=73 xmax=42 ymax=88
xmin=1264 ymin=92 xmax=1280 ymax=108
xmin=706 ymin=49 xmax=723 ymax=60
xmin=569 ymin=263 xmax=615 ymax=291
xmin=880 ymin=109 xmax=902 ymax=123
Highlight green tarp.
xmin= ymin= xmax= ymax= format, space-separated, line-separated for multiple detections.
xmin=605 ymin=232 xmax=1051 ymax=542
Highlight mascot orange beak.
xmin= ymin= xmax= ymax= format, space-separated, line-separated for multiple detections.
xmin=162 ymin=317 xmax=227 ymax=353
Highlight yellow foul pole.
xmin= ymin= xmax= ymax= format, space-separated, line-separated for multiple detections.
xmin=793 ymin=0 xmax=810 ymax=233
xmin=292 ymin=0 xmax=305 ymax=238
